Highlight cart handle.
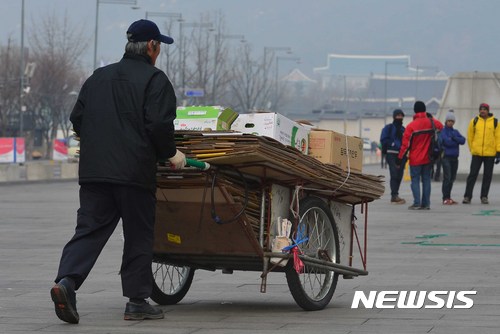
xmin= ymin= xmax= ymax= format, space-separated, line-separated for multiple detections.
xmin=186 ymin=158 xmax=210 ymax=171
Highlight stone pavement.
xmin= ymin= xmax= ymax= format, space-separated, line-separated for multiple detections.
xmin=1 ymin=164 xmax=499 ymax=333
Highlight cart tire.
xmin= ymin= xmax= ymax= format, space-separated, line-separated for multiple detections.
xmin=285 ymin=196 xmax=340 ymax=311
xmin=151 ymin=260 xmax=194 ymax=305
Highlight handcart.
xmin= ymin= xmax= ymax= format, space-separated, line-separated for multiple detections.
xmin=151 ymin=132 xmax=383 ymax=311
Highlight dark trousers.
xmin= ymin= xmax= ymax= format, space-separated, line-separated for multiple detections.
xmin=56 ymin=183 xmax=156 ymax=299
xmin=464 ymin=155 xmax=495 ymax=199
xmin=441 ymin=156 xmax=458 ymax=200
xmin=381 ymin=153 xmax=387 ymax=168
xmin=432 ymin=156 xmax=442 ymax=181
xmin=386 ymin=153 xmax=406 ymax=198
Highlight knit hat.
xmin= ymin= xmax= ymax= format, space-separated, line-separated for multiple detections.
xmin=414 ymin=101 xmax=426 ymax=113
xmin=479 ymin=103 xmax=489 ymax=111
xmin=445 ymin=110 xmax=456 ymax=122
xmin=393 ymin=109 xmax=405 ymax=118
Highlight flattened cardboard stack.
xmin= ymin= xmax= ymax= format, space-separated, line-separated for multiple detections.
xmin=156 ymin=170 xmax=264 ymax=239
xmin=155 ymin=131 xmax=384 ymax=255
xmin=158 ymin=131 xmax=384 ymax=205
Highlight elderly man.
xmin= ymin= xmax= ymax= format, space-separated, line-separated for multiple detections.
xmin=50 ymin=19 xmax=185 ymax=324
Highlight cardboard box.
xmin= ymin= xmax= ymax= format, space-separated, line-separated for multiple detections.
xmin=308 ymin=130 xmax=363 ymax=173
xmin=231 ymin=112 xmax=310 ymax=154
xmin=174 ymin=106 xmax=238 ymax=131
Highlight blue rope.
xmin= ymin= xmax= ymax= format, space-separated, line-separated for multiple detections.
xmin=282 ymin=223 xmax=308 ymax=251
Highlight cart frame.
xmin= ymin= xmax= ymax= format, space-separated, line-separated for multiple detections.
xmin=152 ymin=161 xmax=370 ymax=310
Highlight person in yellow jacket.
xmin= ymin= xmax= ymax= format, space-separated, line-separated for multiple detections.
xmin=463 ymin=103 xmax=500 ymax=204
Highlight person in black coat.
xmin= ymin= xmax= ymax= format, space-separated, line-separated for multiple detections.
xmin=50 ymin=19 xmax=185 ymax=324
xmin=380 ymin=109 xmax=407 ymax=204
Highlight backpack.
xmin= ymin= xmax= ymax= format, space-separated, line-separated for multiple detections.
xmin=473 ymin=116 xmax=498 ymax=129
xmin=429 ymin=117 xmax=442 ymax=161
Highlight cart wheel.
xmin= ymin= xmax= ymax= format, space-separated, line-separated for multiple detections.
xmin=151 ymin=260 xmax=194 ymax=305
xmin=285 ymin=196 xmax=340 ymax=311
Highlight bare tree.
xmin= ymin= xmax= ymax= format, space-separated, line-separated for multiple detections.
xmin=258 ymin=50 xmax=277 ymax=111
xmin=229 ymin=43 xmax=266 ymax=113
xmin=27 ymin=10 xmax=88 ymax=158
xmin=154 ymin=10 xmax=277 ymax=113
xmin=173 ymin=11 xmax=239 ymax=107
xmin=0 ymin=37 xmax=21 ymax=137
xmin=187 ymin=20 xmax=212 ymax=105
xmin=206 ymin=12 xmax=236 ymax=106
xmin=156 ymin=19 xmax=181 ymax=89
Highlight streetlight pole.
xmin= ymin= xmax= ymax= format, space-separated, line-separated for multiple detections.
xmin=264 ymin=46 xmax=291 ymax=61
xmin=212 ymin=34 xmax=245 ymax=104
xmin=144 ymin=12 xmax=182 ymax=70
xmin=263 ymin=46 xmax=291 ymax=74
xmin=178 ymin=22 xmax=213 ymax=97
xmin=19 ymin=0 xmax=25 ymax=138
xmin=275 ymin=56 xmax=300 ymax=113
xmin=145 ymin=11 xmax=182 ymax=20
xmin=414 ymin=65 xmax=439 ymax=100
xmin=384 ymin=62 xmax=387 ymax=124
xmin=344 ymin=75 xmax=347 ymax=133
xmin=384 ymin=60 xmax=407 ymax=125
xmin=93 ymin=0 xmax=137 ymax=70
xmin=262 ymin=47 xmax=292 ymax=110
xmin=220 ymin=34 xmax=246 ymax=43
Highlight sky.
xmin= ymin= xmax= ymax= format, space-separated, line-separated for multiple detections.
xmin=2 ymin=0 xmax=500 ymax=78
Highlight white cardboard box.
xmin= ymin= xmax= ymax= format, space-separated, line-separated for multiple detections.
xmin=231 ymin=112 xmax=310 ymax=154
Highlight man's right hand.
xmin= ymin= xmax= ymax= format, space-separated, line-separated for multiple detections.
xmin=168 ymin=149 xmax=186 ymax=170
xmin=495 ymin=152 xmax=500 ymax=165
xmin=395 ymin=157 xmax=402 ymax=168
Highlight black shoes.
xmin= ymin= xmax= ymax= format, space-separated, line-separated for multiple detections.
xmin=124 ymin=301 xmax=164 ymax=320
xmin=51 ymin=278 xmax=163 ymax=322
xmin=462 ymin=197 xmax=489 ymax=204
xmin=50 ymin=277 xmax=79 ymax=324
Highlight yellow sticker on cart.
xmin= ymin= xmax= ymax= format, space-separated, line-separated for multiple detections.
xmin=167 ymin=233 xmax=181 ymax=244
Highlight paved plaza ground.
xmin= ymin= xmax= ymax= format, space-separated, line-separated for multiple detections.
xmin=1 ymin=164 xmax=499 ymax=333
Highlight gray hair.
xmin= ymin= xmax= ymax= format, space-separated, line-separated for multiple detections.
xmin=125 ymin=34 xmax=148 ymax=55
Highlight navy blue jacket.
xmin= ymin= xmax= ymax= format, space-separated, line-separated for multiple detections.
xmin=440 ymin=126 xmax=466 ymax=158
xmin=380 ymin=123 xmax=405 ymax=154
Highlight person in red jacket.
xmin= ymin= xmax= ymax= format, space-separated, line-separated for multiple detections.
xmin=397 ymin=101 xmax=443 ymax=210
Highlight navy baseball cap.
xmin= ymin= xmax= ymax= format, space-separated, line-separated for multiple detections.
xmin=126 ymin=19 xmax=174 ymax=44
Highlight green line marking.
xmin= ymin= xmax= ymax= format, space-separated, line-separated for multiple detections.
xmin=402 ymin=233 xmax=500 ymax=247
xmin=415 ymin=234 xmax=448 ymax=239
xmin=419 ymin=243 xmax=500 ymax=247
xmin=472 ymin=210 xmax=500 ymax=216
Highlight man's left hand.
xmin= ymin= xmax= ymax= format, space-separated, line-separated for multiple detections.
xmin=495 ymin=152 xmax=500 ymax=165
